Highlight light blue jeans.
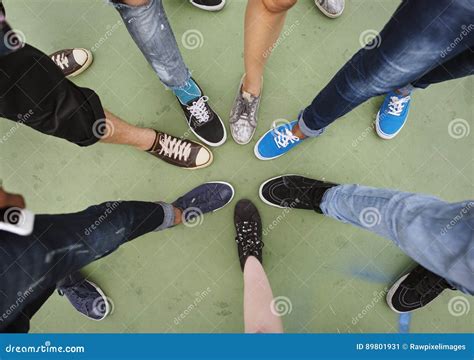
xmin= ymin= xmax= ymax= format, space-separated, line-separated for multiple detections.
xmin=110 ymin=0 xmax=191 ymax=89
xmin=320 ymin=185 xmax=474 ymax=295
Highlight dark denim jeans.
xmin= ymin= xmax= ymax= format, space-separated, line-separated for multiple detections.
xmin=299 ymin=0 xmax=474 ymax=135
xmin=0 ymin=201 xmax=174 ymax=332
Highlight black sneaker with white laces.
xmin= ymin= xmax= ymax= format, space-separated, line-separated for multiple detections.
xmin=259 ymin=175 xmax=338 ymax=213
xmin=49 ymin=48 xmax=93 ymax=78
xmin=176 ymin=78 xmax=226 ymax=147
xmin=190 ymin=0 xmax=226 ymax=11
xmin=234 ymin=199 xmax=263 ymax=271
xmin=386 ymin=265 xmax=456 ymax=313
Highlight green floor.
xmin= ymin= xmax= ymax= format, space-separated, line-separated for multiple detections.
xmin=2 ymin=0 xmax=473 ymax=333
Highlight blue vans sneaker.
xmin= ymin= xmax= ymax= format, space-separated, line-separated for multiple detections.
xmin=376 ymin=91 xmax=412 ymax=139
xmin=254 ymin=120 xmax=303 ymax=160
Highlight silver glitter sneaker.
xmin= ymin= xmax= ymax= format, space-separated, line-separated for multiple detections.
xmin=229 ymin=75 xmax=262 ymax=145
xmin=315 ymin=0 xmax=344 ymax=18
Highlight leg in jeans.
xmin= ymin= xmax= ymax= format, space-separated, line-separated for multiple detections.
xmin=242 ymin=0 xmax=297 ymax=96
xmin=0 ymin=201 xmax=175 ymax=331
xmin=298 ymin=0 xmax=474 ymax=136
xmin=110 ymin=0 xmax=190 ymax=89
xmin=320 ymin=185 xmax=474 ymax=295
xmin=243 ymin=256 xmax=283 ymax=333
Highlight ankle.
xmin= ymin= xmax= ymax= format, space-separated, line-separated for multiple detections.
xmin=292 ymin=124 xmax=307 ymax=140
xmin=173 ymin=207 xmax=182 ymax=225
xmin=138 ymin=129 xmax=158 ymax=151
xmin=242 ymin=77 xmax=261 ymax=97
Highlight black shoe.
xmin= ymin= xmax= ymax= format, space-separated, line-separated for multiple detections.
xmin=176 ymin=79 xmax=226 ymax=147
xmin=189 ymin=0 xmax=226 ymax=11
xmin=173 ymin=181 xmax=234 ymax=223
xmin=234 ymin=199 xmax=263 ymax=271
xmin=386 ymin=265 xmax=455 ymax=313
xmin=49 ymin=48 xmax=93 ymax=78
xmin=259 ymin=175 xmax=337 ymax=213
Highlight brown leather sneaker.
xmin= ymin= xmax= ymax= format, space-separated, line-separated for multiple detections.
xmin=49 ymin=48 xmax=93 ymax=77
xmin=148 ymin=131 xmax=213 ymax=169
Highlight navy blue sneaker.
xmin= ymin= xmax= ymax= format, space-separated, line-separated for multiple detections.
xmin=254 ymin=120 xmax=303 ymax=160
xmin=173 ymin=181 xmax=235 ymax=223
xmin=376 ymin=91 xmax=412 ymax=139
xmin=57 ymin=273 xmax=110 ymax=321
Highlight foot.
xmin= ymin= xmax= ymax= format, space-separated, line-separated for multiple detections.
xmin=234 ymin=199 xmax=263 ymax=271
xmin=387 ymin=265 xmax=455 ymax=313
xmin=230 ymin=75 xmax=261 ymax=145
xmin=174 ymin=78 xmax=226 ymax=147
xmin=147 ymin=131 xmax=213 ymax=169
xmin=254 ymin=120 xmax=302 ymax=160
xmin=49 ymin=48 xmax=93 ymax=78
xmin=259 ymin=175 xmax=337 ymax=212
xmin=315 ymin=0 xmax=344 ymax=18
xmin=172 ymin=181 xmax=234 ymax=223
xmin=57 ymin=272 xmax=110 ymax=321
xmin=189 ymin=0 xmax=226 ymax=11
xmin=375 ymin=91 xmax=412 ymax=139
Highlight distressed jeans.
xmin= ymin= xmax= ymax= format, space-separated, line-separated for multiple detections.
xmin=0 ymin=201 xmax=175 ymax=332
xmin=321 ymin=185 xmax=474 ymax=295
xmin=110 ymin=0 xmax=191 ymax=89
xmin=299 ymin=0 xmax=474 ymax=135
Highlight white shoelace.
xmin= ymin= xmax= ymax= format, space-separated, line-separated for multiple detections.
xmin=272 ymin=123 xmax=300 ymax=149
xmin=387 ymin=95 xmax=410 ymax=116
xmin=187 ymin=96 xmax=210 ymax=124
xmin=52 ymin=53 xmax=70 ymax=70
xmin=158 ymin=134 xmax=192 ymax=161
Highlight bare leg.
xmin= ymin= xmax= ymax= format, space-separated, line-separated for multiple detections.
xmin=243 ymin=256 xmax=283 ymax=333
xmin=243 ymin=0 xmax=297 ymax=96
xmin=100 ymin=110 xmax=156 ymax=151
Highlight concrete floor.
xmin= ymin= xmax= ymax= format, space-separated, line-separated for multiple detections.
xmin=1 ymin=0 xmax=472 ymax=333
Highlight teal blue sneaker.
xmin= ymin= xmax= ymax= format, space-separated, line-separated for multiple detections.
xmin=254 ymin=120 xmax=303 ymax=160
xmin=375 ymin=91 xmax=412 ymax=139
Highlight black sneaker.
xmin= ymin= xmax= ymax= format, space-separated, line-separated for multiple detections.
xmin=234 ymin=199 xmax=263 ymax=271
xmin=189 ymin=0 xmax=226 ymax=11
xmin=259 ymin=175 xmax=337 ymax=213
xmin=176 ymin=79 xmax=226 ymax=147
xmin=386 ymin=265 xmax=455 ymax=313
xmin=173 ymin=181 xmax=234 ymax=224
xmin=57 ymin=272 xmax=110 ymax=321
xmin=49 ymin=48 xmax=93 ymax=78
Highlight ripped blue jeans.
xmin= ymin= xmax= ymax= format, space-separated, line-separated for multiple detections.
xmin=109 ymin=0 xmax=191 ymax=89
xmin=0 ymin=201 xmax=175 ymax=332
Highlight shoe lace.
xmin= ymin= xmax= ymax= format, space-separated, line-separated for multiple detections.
xmin=272 ymin=123 xmax=300 ymax=149
xmin=158 ymin=134 xmax=192 ymax=161
xmin=235 ymin=221 xmax=263 ymax=257
xmin=387 ymin=95 xmax=410 ymax=116
xmin=187 ymin=96 xmax=211 ymax=125
xmin=51 ymin=53 xmax=70 ymax=70
xmin=237 ymin=96 xmax=258 ymax=124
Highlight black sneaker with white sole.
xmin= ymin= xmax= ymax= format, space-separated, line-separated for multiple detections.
xmin=176 ymin=79 xmax=226 ymax=147
xmin=386 ymin=265 xmax=455 ymax=313
xmin=234 ymin=199 xmax=263 ymax=271
xmin=190 ymin=0 xmax=226 ymax=11
xmin=259 ymin=175 xmax=338 ymax=213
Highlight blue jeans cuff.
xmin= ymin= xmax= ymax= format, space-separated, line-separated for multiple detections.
xmin=319 ymin=185 xmax=340 ymax=216
xmin=298 ymin=111 xmax=326 ymax=138
xmin=154 ymin=201 xmax=175 ymax=231
xmin=107 ymin=0 xmax=155 ymax=10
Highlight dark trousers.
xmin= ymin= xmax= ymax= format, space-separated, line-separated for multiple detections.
xmin=0 ymin=201 xmax=168 ymax=332
xmin=301 ymin=0 xmax=474 ymax=133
